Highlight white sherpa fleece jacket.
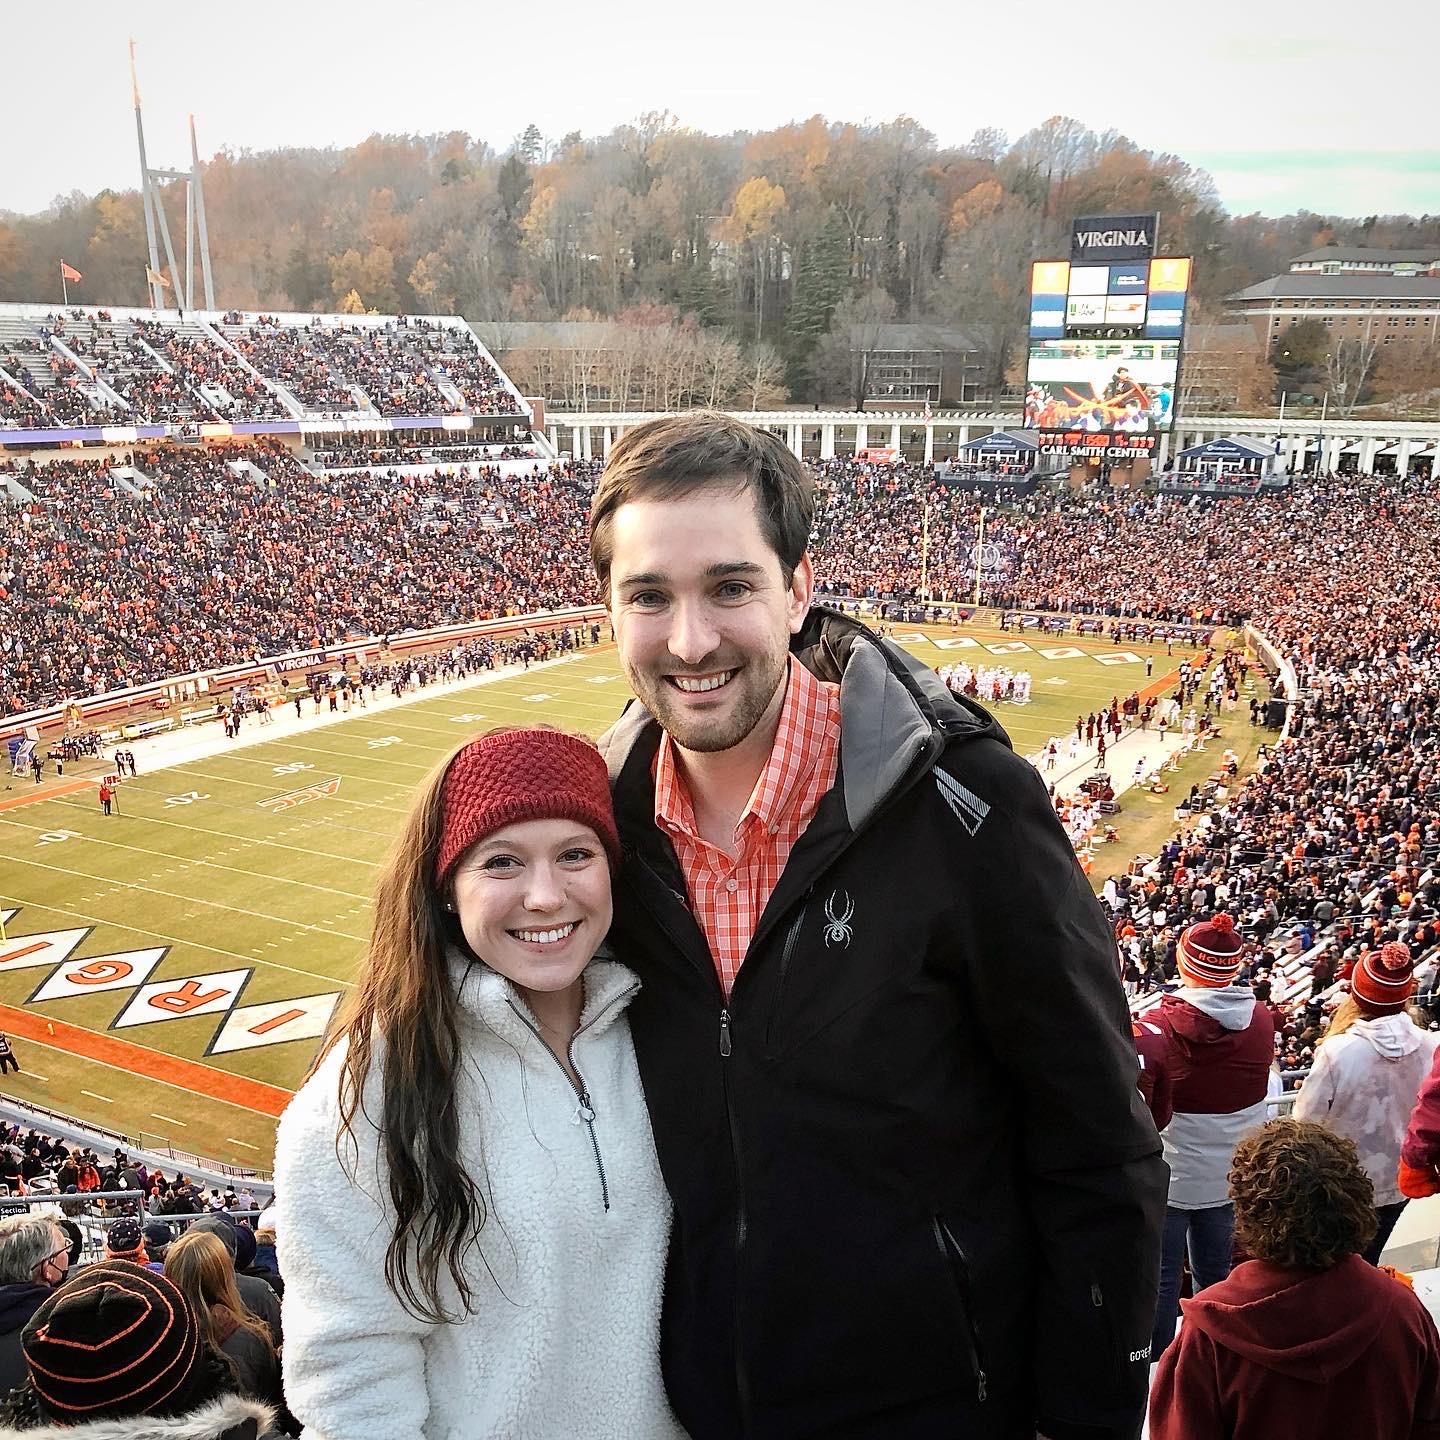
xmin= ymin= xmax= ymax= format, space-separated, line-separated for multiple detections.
xmin=274 ymin=957 xmax=686 ymax=1440
xmin=0 ymin=1395 xmax=274 ymax=1440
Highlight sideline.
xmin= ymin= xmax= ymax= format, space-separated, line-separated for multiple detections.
xmin=0 ymin=780 xmax=94 ymax=812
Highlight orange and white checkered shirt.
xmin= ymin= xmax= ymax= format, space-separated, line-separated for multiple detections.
xmin=655 ymin=658 xmax=842 ymax=995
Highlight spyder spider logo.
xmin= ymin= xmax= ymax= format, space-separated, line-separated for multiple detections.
xmin=823 ymin=890 xmax=855 ymax=948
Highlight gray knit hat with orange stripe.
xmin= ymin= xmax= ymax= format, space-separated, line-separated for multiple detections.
xmin=1351 ymin=941 xmax=1416 ymax=1016
xmin=1176 ymin=913 xmax=1244 ymax=988
xmin=20 ymin=1260 xmax=206 ymax=1420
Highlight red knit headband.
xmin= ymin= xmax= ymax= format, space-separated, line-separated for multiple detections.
xmin=434 ymin=729 xmax=620 ymax=886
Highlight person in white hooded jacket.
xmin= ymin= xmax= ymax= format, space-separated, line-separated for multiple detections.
xmin=273 ymin=729 xmax=685 ymax=1440
xmin=1295 ymin=940 xmax=1438 ymax=1264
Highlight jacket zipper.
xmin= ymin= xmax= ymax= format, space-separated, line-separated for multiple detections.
xmin=718 ymin=1005 xmax=753 ymax=1432
xmin=932 ymin=1217 xmax=988 ymax=1402
xmin=764 ymin=899 xmax=810 ymax=1048
xmin=506 ymin=993 xmax=632 ymax=1212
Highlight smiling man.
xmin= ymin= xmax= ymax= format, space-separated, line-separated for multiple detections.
xmin=594 ymin=411 xmax=1166 ymax=1440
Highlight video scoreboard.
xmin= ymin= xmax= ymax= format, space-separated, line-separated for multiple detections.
xmin=1025 ymin=214 xmax=1191 ymax=458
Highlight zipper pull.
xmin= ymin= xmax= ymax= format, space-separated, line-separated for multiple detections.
xmin=976 ymin=1370 xmax=988 ymax=1403
xmin=1090 ymin=1282 xmax=1104 ymax=1307
xmin=576 ymin=1090 xmax=596 ymax=1124
xmin=719 ymin=1008 xmax=732 ymax=1057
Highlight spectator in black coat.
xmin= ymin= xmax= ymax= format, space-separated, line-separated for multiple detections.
xmin=0 ymin=1215 xmax=70 ymax=1393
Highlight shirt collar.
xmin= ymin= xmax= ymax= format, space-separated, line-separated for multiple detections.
xmin=654 ymin=656 xmax=837 ymax=843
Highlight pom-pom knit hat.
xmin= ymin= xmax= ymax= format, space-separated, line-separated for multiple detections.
xmin=1177 ymin=913 xmax=1244 ymax=988
xmin=1351 ymin=941 xmax=1416 ymax=1016
xmin=434 ymin=729 xmax=620 ymax=886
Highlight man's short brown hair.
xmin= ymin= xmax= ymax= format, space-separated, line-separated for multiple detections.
xmin=1229 ymin=1118 xmax=1377 ymax=1269
xmin=589 ymin=410 xmax=815 ymax=591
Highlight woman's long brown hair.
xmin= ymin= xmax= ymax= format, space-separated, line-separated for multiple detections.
xmin=165 ymin=1230 xmax=275 ymax=1353
xmin=309 ymin=744 xmax=487 ymax=1323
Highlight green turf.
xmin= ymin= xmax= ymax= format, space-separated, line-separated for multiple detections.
xmin=0 ymin=622 xmax=1205 ymax=1165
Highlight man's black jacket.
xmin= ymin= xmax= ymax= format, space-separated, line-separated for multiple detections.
xmin=602 ymin=607 xmax=1167 ymax=1440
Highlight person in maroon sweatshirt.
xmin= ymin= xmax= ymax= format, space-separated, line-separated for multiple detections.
xmin=1150 ymin=913 xmax=1277 ymax=1360
xmin=1150 ymin=1118 xmax=1440 ymax=1440
xmin=1134 ymin=1017 xmax=1174 ymax=1132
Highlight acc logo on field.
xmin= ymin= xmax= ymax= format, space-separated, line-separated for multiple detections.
xmin=932 ymin=637 xmax=979 ymax=650
xmin=257 ymin=777 xmax=341 ymax=812
xmin=1094 ymin=651 xmax=1144 ymax=666
xmin=985 ymin=641 xmax=1032 ymax=654
xmin=207 ymin=992 xmax=342 ymax=1055
xmin=30 ymin=949 xmax=168 ymax=1003
xmin=111 ymin=969 xmax=253 ymax=1029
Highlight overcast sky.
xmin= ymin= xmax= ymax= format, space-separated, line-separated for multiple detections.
xmin=4 ymin=0 xmax=1437 ymax=220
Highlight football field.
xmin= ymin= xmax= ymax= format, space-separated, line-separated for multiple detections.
xmin=0 ymin=621 xmax=1198 ymax=1168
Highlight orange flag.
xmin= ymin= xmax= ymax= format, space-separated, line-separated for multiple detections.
xmin=145 ymin=265 xmax=173 ymax=289
xmin=60 ymin=260 xmax=83 ymax=282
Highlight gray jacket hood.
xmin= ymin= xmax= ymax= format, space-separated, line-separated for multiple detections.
xmin=1179 ymin=982 xmax=1260 ymax=1032
xmin=600 ymin=605 xmax=1008 ymax=835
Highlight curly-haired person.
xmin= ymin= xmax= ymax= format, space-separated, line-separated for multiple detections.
xmin=1149 ymin=1118 xmax=1440 ymax=1440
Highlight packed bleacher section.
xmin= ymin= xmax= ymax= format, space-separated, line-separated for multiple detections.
xmin=216 ymin=313 xmax=519 ymax=417
xmin=0 ymin=306 xmax=521 ymax=427
xmin=6 ymin=448 xmax=1440 ymax=1066
xmin=0 ymin=448 xmax=598 ymax=712
xmin=40 ymin=311 xmax=288 ymax=424
xmin=0 ymin=1121 xmax=260 ymax=1220
xmin=810 ymin=459 xmax=1440 ymax=1028
xmin=311 ymin=441 xmax=538 ymax=469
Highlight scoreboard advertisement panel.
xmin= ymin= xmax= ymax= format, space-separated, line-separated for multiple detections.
xmin=1023 ymin=339 xmax=1178 ymax=457
xmin=1025 ymin=222 xmax=1191 ymax=455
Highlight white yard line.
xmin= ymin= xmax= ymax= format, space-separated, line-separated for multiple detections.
xmin=47 ymin=800 xmax=382 ymax=868
xmin=4 ymin=854 xmax=368 ymax=946
xmin=125 ymin=765 xmax=409 ymax=817
xmin=12 ymin=1034 xmax=292 ymax=1115
xmin=248 ymin=739 xmax=435 ymax=772
xmin=0 ymin=817 xmax=373 ymax=903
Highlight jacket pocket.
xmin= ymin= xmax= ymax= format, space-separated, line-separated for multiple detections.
xmin=931 ymin=1216 xmax=988 ymax=1402
xmin=1088 ymin=1277 xmax=1125 ymax=1393
xmin=764 ymin=901 xmax=809 ymax=1053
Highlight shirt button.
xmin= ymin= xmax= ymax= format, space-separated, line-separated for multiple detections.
xmin=768 ymin=823 xmax=779 ymax=835
xmin=726 ymin=879 xmax=739 ymax=893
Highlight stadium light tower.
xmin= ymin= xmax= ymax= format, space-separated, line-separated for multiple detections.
xmin=130 ymin=39 xmax=217 ymax=313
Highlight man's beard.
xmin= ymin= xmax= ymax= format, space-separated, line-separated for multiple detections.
xmin=629 ymin=649 xmax=788 ymax=754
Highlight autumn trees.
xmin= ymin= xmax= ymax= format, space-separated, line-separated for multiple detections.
xmin=2 ymin=112 xmax=1437 ymax=412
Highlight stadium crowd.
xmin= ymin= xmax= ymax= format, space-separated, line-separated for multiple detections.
xmin=0 ymin=450 xmax=599 ymax=712
xmin=219 ymin=314 xmax=517 ymax=417
xmin=0 ymin=307 xmax=521 ymax=431
xmin=311 ymin=441 xmax=536 ymax=469
xmin=6 ymin=437 xmax=1440 ymax=1431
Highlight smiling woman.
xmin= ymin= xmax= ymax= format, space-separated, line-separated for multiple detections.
xmin=270 ymin=726 xmax=685 ymax=1440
